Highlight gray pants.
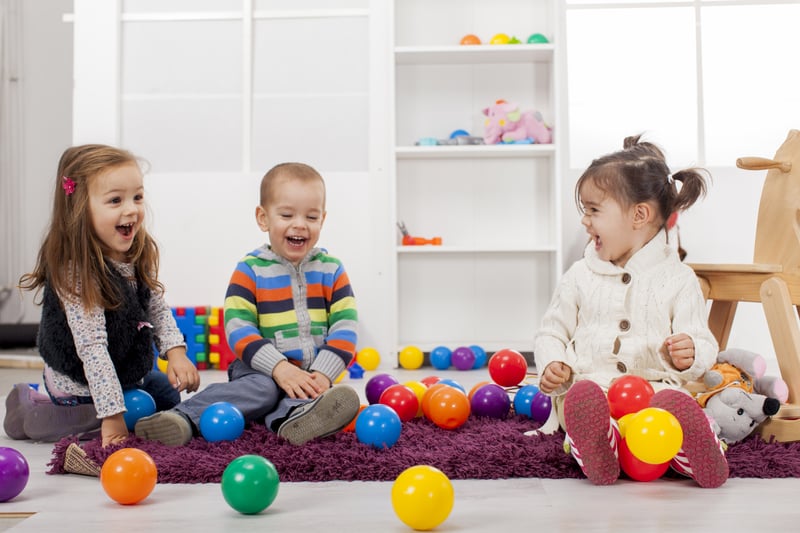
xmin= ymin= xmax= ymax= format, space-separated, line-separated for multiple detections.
xmin=175 ymin=359 xmax=310 ymax=433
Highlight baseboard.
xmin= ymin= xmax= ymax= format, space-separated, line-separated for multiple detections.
xmin=0 ymin=323 xmax=38 ymax=349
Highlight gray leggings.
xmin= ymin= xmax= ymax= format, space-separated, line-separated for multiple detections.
xmin=174 ymin=359 xmax=311 ymax=433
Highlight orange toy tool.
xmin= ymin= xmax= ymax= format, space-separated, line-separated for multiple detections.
xmin=397 ymin=221 xmax=442 ymax=246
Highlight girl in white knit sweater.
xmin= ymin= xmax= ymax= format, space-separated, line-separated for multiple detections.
xmin=534 ymin=135 xmax=728 ymax=488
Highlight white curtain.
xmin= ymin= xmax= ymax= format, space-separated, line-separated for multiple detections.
xmin=0 ymin=0 xmax=24 ymax=323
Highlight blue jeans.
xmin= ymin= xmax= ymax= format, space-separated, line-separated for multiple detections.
xmin=47 ymin=369 xmax=180 ymax=411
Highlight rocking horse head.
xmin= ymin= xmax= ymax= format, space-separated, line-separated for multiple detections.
xmin=737 ymin=129 xmax=800 ymax=276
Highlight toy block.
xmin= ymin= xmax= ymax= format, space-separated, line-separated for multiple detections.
xmin=208 ymin=306 xmax=236 ymax=370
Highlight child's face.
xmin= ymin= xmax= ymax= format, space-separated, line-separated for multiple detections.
xmin=256 ymin=176 xmax=326 ymax=266
xmin=579 ymin=180 xmax=638 ymax=267
xmin=88 ymin=163 xmax=145 ymax=263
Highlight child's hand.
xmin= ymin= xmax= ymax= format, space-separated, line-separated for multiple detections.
xmin=273 ymin=360 xmax=324 ymax=400
xmin=539 ymin=362 xmax=571 ymax=394
xmin=310 ymin=371 xmax=332 ymax=393
xmin=164 ymin=347 xmax=201 ymax=393
xmin=101 ymin=413 xmax=129 ymax=447
xmin=663 ymin=333 xmax=695 ymax=370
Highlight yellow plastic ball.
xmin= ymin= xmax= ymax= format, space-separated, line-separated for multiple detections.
xmin=399 ymin=346 xmax=424 ymax=370
xmin=489 ymin=33 xmax=510 ymax=45
xmin=357 ymin=347 xmax=381 ymax=371
xmin=403 ymin=380 xmax=427 ymax=417
xmin=626 ymin=407 xmax=683 ymax=465
xmin=392 ymin=465 xmax=454 ymax=530
xmin=616 ymin=412 xmax=637 ymax=438
xmin=334 ymin=369 xmax=347 ymax=384
xmin=156 ymin=357 xmax=169 ymax=374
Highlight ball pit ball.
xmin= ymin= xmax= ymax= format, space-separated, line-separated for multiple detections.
xmin=122 ymin=388 xmax=156 ymax=431
xmin=527 ymin=32 xmax=549 ymax=44
xmin=490 ymin=33 xmax=510 ymax=45
xmin=530 ymin=391 xmax=553 ymax=423
xmin=451 ymin=346 xmax=476 ymax=370
xmin=357 ymin=347 xmax=381 ymax=371
xmin=365 ymin=373 xmax=401 ymax=405
xmin=392 ymin=465 xmax=454 ymax=531
xmin=379 ymin=384 xmax=420 ymax=422
xmin=343 ymin=404 xmax=368 ymax=432
xmin=488 ymin=349 xmax=528 ymax=387
xmin=420 ymin=375 xmax=441 ymax=387
xmin=421 ymin=383 xmax=449 ymax=420
xmin=607 ymin=375 xmax=655 ymax=420
xmin=459 ymin=33 xmax=481 ymax=45
xmin=221 ymin=455 xmax=280 ymax=514
xmin=626 ymin=408 xmax=683 ymax=465
xmin=355 ymin=404 xmax=403 ymax=449
xmin=403 ymin=380 xmax=428 ymax=417
xmin=429 ymin=346 xmax=452 ymax=370
xmin=470 ymin=383 xmax=511 ymax=419
xmin=0 ymin=447 xmax=29 ymax=502
xmin=399 ymin=345 xmax=424 ymax=370
xmin=513 ymin=384 xmax=540 ymax=417
xmin=618 ymin=437 xmax=670 ymax=482
xmin=200 ymin=401 xmax=246 ymax=442
xmin=469 ymin=345 xmax=488 ymax=369
xmin=100 ymin=448 xmax=158 ymax=505
xmin=427 ymin=386 xmax=471 ymax=430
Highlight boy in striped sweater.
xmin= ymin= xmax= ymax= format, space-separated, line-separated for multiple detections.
xmin=135 ymin=162 xmax=360 ymax=446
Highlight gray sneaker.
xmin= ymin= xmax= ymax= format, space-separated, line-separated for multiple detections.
xmin=135 ymin=410 xmax=193 ymax=446
xmin=277 ymin=386 xmax=360 ymax=446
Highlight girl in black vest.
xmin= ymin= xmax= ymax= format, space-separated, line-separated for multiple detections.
xmin=4 ymin=144 xmax=200 ymax=448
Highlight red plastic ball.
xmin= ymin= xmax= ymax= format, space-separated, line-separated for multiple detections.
xmin=487 ymin=349 xmax=528 ymax=387
xmin=618 ymin=436 xmax=670 ymax=482
xmin=607 ymin=375 xmax=655 ymax=420
xmin=379 ymin=384 xmax=420 ymax=423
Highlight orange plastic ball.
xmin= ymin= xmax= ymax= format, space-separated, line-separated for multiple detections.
xmin=343 ymin=404 xmax=368 ymax=432
xmin=100 ymin=448 xmax=158 ymax=505
xmin=460 ymin=34 xmax=481 ymax=45
xmin=421 ymin=383 xmax=448 ymax=420
xmin=427 ymin=387 xmax=471 ymax=430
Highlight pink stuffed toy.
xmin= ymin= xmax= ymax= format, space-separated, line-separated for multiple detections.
xmin=482 ymin=100 xmax=552 ymax=145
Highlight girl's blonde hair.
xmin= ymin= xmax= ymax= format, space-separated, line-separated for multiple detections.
xmin=575 ymin=134 xmax=709 ymax=229
xmin=19 ymin=144 xmax=162 ymax=309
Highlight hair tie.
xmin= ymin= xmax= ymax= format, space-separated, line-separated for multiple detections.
xmin=666 ymin=173 xmax=674 ymax=184
xmin=61 ymin=176 xmax=76 ymax=196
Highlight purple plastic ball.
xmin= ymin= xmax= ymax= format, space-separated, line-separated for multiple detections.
xmin=530 ymin=391 xmax=553 ymax=423
xmin=451 ymin=346 xmax=476 ymax=371
xmin=365 ymin=373 xmax=400 ymax=404
xmin=0 ymin=447 xmax=29 ymax=502
xmin=470 ymin=383 xmax=511 ymax=419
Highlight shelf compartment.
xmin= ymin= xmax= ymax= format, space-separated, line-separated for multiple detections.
xmin=395 ymin=144 xmax=555 ymax=159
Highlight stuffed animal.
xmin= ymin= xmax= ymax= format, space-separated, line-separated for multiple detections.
xmin=696 ymin=348 xmax=787 ymax=443
xmin=482 ymin=100 xmax=552 ymax=145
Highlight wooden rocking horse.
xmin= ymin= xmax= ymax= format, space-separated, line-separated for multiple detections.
xmin=689 ymin=129 xmax=800 ymax=442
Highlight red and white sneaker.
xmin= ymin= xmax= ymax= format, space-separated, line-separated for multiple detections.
xmin=650 ymin=388 xmax=728 ymax=488
xmin=564 ymin=380 xmax=620 ymax=485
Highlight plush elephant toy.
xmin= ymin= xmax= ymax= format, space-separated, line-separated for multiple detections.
xmin=482 ymin=100 xmax=552 ymax=145
xmin=696 ymin=349 xmax=787 ymax=444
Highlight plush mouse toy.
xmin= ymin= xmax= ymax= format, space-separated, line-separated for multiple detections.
xmin=696 ymin=349 xmax=787 ymax=443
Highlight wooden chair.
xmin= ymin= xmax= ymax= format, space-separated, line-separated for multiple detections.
xmin=689 ymin=129 xmax=800 ymax=442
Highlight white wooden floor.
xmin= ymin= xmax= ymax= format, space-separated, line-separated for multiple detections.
xmin=2 ymin=357 xmax=799 ymax=532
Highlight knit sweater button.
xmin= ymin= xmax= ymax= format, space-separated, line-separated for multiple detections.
xmin=616 ymin=361 xmax=627 ymax=373
xmin=619 ymin=320 xmax=630 ymax=331
xmin=621 ymin=273 xmax=631 ymax=284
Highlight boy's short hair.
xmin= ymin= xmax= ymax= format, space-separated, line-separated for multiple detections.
xmin=260 ymin=162 xmax=326 ymax=207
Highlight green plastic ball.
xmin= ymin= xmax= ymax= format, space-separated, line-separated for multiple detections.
xmin=527 ymin=33 xmax=549 ymax=44
xmin=221 ymin=455 xmax=280 ymax=514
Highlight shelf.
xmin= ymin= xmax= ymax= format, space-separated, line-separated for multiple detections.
xmin=395 ymin=144 xmax=555 ymax=159
xmin=397 ymin=245 xmax=558 ymax=254
xmin=395 ymin=44 xmax=554 ymax=65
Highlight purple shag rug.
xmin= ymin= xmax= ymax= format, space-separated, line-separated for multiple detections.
xmin=47 ymin=416 xmax=800 ymax=483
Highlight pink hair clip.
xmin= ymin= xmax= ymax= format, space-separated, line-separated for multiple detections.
xmin=61 ymin=176 xmax=76 ymax=196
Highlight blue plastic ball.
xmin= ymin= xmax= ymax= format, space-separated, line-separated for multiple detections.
xmin=122 ymin=388 xmax=156 ymax=431
xmin=429 ymin=346 xmax=452 ymax=370
xmin=513 ymin=384 xmax=540 ymax=417
xmin=355 ymin=404 xmax=402 ymax=449
xmin=469 ymin=345 xmax=488 ymax=369
xmin=200 ymin=402 xmax=245 ymax=442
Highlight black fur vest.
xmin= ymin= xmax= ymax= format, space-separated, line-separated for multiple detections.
xmin=38 ymin=265 xmax=155 ymax=387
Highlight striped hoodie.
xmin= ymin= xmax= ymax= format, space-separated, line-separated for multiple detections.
xmin=224 ymin=244 xmax=357 ymax=383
